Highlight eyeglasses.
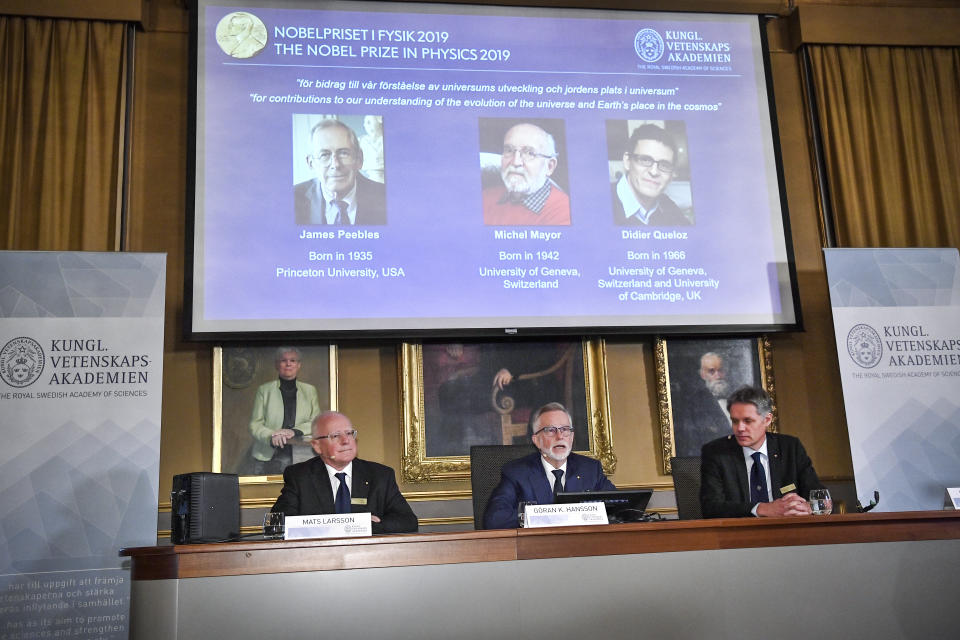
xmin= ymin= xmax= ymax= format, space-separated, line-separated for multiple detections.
xmin=311 ymin=149 xmax=356 ymax=166
xmin=502 ymin=145 xmax=554 ymax=162
xmin=533 ymin=425 xmax=574 ymax=437
xmin=313 ymin=429 xmax=358 ymax=441
xmin=628 ymin=153 xmax=675 ymax=174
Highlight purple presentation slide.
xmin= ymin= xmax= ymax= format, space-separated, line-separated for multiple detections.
xmin=191 ymin=1 xmax=797 ymax=336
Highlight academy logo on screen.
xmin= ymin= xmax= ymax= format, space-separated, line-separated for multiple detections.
xmin=634 ymin=29 xmax=665 ymax=63
xmin=634 ymin=28 xmax=734 ymax=72
xmin=0 ymin=336 xmax=45 ymax=388
xmin=847 ymin=324 xmax=883 ymax=369
xmin=215 ymin=11 xmax=268 ymax=59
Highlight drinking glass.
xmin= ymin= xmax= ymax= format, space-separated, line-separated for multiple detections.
xmin=809 ymin=489 xmax=833 ymax=515
xmin=263 ymin=512 xmax=285 ymax=539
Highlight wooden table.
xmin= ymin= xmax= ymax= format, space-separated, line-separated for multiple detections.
xmin=123 ymin=511 xmax=960 ymax=639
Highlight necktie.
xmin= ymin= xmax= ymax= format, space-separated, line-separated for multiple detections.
xmin=750 ymin=452 xmax=769 ymax=504
xmin=335 ymin=472 xmax=350 ymax=514
xmin=333 ymin=200 xmax=347 ymax=225
xmin=552 ymin=469 xmax=564 ymax=497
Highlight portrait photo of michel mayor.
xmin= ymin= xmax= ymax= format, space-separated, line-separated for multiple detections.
xmin=478 ymin=117 xmax=572 ymax=227
xmin=291 ymin=114 xmax=387 ymax=226
xmin=605 ymin=120 xmax=694 ymax=227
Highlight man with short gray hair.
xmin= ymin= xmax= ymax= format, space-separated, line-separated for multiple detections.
xmin=294 ymin=118 xmax=387 ymax=225
xmin=700 ymin=386 xmax=824 ymax=518
xmin=483 ymin=402 xmax=614 ymax=529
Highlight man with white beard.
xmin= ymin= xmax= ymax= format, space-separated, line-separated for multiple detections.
xmin=482 ymin=123 xmax=571 ymax=226
xmin=699 ymin=352 xmax=730 ymax=405
xmin=483 ymin=402 xmax=614 ymax=529
xmin=672 ymin=352 xmax=734 ymax=457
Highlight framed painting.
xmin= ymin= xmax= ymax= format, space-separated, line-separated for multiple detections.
xmin=400 ymin=339 xmax=616 ymax=483
xmin=656 ymin=336 xmax=776 ymax=474
xmin=213 ymin=344 xmax=338 ymax=484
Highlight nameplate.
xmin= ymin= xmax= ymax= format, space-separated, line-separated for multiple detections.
xmin=284 ymin=513 xmax=372 ymax=540
xmin=945 ymin=488 xmax=960 ymax=510
xmin=524 ymin=502 xmax=608 ymax=528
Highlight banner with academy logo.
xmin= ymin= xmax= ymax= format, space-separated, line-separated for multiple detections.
xmin=825 ymin=248 xmax=960 ymax=511
xmin=0 ymin=252 xmax=165 ymax=639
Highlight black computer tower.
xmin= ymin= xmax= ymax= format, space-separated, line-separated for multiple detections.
xmin=170 ymin=472 xmax=240 ymax=544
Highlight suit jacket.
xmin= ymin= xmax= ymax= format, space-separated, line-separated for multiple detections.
xmin=699 ymin=432 xmax=824 ymax=518
xmin=483 ymin=452 xmax=616 ymax=529
xmin=611 ymin=182 xmax=691 ymax=226
xmin=272 ymin=457 xmax=418 ymax=534
xmin=294 ymin=174 xmax=387 ymax=225
xmin=248 ymin=380 xmax=320 ymax=462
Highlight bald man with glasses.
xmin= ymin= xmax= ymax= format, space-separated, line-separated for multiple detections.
xmin=272 ymin=411 xmax=417 ymax=534
xmin=483 ymin=402 xmax=615 ymax=529
xmin=612 ymin=123 xmax=691 ymax=226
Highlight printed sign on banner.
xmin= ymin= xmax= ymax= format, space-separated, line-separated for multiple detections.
xmin=825 ymin=248 xmax=960 ymax=512
xmin=0 ymin=252 xmax=166 ymax=639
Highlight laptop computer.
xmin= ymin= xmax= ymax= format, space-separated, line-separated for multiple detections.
xmin=555 ymin=489 xmax=654 ymax=523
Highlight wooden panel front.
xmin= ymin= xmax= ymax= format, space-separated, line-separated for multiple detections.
xmin=123 ymin=511 xmax=960 ymax=580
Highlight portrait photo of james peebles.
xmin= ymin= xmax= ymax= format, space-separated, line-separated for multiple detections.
xmin=478 ymin=117 xmax=572 ymax=226
xmin=605 ymin=119 xmax=694 ymax=226
xmin=291 ymin=114 xmax=387 ymax=226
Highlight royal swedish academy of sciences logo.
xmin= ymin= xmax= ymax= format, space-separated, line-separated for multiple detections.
xmin=846 ymin=324 xmax=882 ymax=369
xmin=0 ymin=336 xmax=45 ymax=388
xmin=634 ymin=28 xmax=665 ymax=63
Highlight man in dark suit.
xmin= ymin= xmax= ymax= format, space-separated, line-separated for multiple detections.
xmin=272 ymin=411 xmax=417 ymax=534
xmin=483 ymin=402 xmax=615 ymax=529
xmin=700 ymin=386 xmax=824 ymax=518
xmin=612 ymin=123 xmax=691 ymax=226
xmin=294 ymin=119 xmax=387 ymax=225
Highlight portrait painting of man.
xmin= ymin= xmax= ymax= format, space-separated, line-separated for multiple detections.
xmin=421 ymin=341 xmax=589 ymax=457
xmin=661 ymin=337 xmax=772 ymax=459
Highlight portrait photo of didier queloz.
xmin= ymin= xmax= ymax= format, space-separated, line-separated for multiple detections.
xmin=293 ymin=116 xmax=387 ymax=226
xmin=609 ymin=121 xmax=694 ymax=227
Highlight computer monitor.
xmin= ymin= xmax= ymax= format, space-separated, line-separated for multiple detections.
xmin=555 ymin=489 xmax=653 ymax=523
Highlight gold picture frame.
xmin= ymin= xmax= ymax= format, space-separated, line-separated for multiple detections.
xmin=213 ymin=344 xmax=338 ymax=485
xmin=399 ymin=339 xmax=616 ymax=484
xmin=656 ymin=336 xmax=776 ymax=474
